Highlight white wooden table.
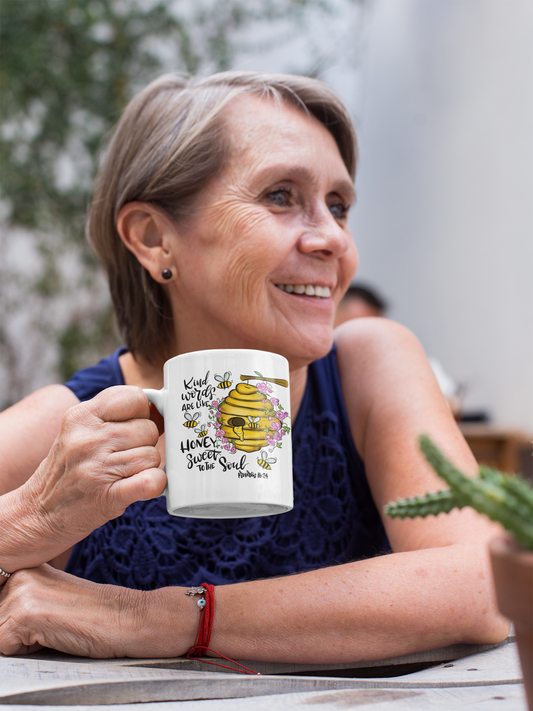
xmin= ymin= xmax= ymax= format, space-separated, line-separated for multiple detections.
xmin=0 ymin=637 xmax=527 ymax=710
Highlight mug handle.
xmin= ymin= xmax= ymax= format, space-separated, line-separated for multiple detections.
xmin=143 ymin=388 xmax=165 ymax=416
xmin=143 ymin=388 xmax=168 ymax=498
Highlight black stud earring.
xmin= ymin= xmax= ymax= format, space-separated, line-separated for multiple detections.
xmin=161 ymin=268 xmax=172 ymax=280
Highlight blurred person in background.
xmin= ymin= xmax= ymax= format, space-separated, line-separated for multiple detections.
xmin=334 ymin=283 xmax=387 ymax=326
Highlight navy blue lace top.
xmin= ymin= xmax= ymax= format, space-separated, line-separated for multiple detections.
xmin=64 ymin=347 xmax=390 ymax=589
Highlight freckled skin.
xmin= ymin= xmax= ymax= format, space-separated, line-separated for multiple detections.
xmin=168 ymin=95 xmax=358 ymax=368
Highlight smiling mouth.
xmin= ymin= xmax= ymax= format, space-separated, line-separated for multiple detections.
xmin=275 ymin=283 xmax=331 ymax=298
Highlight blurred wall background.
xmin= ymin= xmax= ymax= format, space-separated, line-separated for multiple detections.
xmin=349 ymin=0 xmax=533 ymax=430
xmin=1 ymin=0 xmax=531 ymax=432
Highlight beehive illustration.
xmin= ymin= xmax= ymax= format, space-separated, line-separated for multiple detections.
xmin=217 ymin=383 xmax=282 ymax=453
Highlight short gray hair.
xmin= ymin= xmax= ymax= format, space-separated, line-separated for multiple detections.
xmin=87 ymin=71 xmax=358 ymax=364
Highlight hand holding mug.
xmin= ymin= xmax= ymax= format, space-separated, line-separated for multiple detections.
xmin=15 ymin=386 xmax=165 ymax=568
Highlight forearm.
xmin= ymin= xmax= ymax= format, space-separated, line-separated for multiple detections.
xmin=204 ymin=544 xmax=509 ymax=664
xmin=0 ymin=482 xmax=70 ymax=574
xmin=0 ymin=543 xmax=509 ymax=660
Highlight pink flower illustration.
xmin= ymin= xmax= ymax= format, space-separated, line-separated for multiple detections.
xmin=211 ymin=400 xmax=219 ymax=408
xmin=271 ymin=398 xmax=279 ymax=407
xmin=262 ymin=399 xmax=267 ymax=403
xmin=256 ymin=382 xmax=268 ymax=393
xmin=277 ymin=411 xmax=288 ymax=421
xmin=272 ymin=431 xmax=282 ymax=441
xmin=271 ymin=420 xmax=281 ymax=431
xmin=215 ymin=430 xmax=224 ymax=438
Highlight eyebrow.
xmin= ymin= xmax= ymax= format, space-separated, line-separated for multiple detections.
xmin=253 ymin=164 xmax=356 ymax=203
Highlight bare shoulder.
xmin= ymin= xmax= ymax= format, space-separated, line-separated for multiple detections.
xmin=333 ymin=318 xmax=436 ymax=442
xmin=333 ymin=317 xmax=461 ymax=459
xmin=0 ymin=384 xmax=79 ymax=494
xmin=333 ymin=318 xmax=489 ymax=549
xmin=334 ymin=317 xmax=424 ymax=370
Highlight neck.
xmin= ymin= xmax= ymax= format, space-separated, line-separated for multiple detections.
xmin=288 ymin=364 xmax=308 ymax=421
xmin=119 ymin=351 xmax=165 ymax=390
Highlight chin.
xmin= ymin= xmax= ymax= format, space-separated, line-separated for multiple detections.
xmin=278 ymin=327 xmax=334 ymax=368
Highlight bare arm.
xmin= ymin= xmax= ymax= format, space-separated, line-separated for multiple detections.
xmin=0 ymin=321 xmax=509 ymax=660
xmin=205 ymin=321 xmax=509 ymax=661
xmin=0 ymin=385 xmax=79 ymax=496
xmin=0 ymin=385 xmax=79 ymax=579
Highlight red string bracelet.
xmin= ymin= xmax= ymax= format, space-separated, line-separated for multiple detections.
xmin=185 ymin=584 xmax=260 ymax=675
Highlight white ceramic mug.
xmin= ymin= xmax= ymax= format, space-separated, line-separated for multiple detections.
xmin=144 ymin=349 xmax=293 ymax=519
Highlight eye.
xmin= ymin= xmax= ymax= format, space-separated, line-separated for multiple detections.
xmin=329 ymin=202 xmax=350 ymax=221
xmin=266 ymin=188 xmax=293 ymax=207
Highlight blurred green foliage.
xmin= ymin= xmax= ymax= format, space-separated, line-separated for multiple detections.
xmin=0 ymin=0 xmax=357 ymax=393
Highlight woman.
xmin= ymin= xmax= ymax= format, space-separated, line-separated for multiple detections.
xmin=0 ymin=72 xmax=508 ymax=661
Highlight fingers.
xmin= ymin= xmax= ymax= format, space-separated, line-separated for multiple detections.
xmin=0 ymin=569 xmax=45 ymax=656
xmin=85 ymin=385 xmax=152 ymax=423
xmin=111 ymin=467 xmax=167 ymax=510
xmin=99 ymin=418 xmax=160 ymax=453
xmin=11 ymin=642 xmax=44 ymax=655
xmin=107 ymin=446 xmax=161 ymax=478
xmin=0 ymin=566 xmax=129 ymax=658
xmin=66 ymin=386 xmax=159 ymax=452
xmin=58 ymin=399 xmax=159 ymax=457
xmin=149 ymin=403 xmax=165 ymax=436
xmin=21 ymin=386 xmax=165 ymax=551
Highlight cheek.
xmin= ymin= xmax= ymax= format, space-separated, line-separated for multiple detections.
xmin=210 ymin=204 xmax=291 ymax=296
xmin=335 ymin=240 xmax=359 ymax=305
xmin=346 ymin=239 xmax=359 ymax=277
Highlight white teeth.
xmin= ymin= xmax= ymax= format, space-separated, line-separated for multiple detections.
xmin=275 ymin=284 xmax=331 ymax=298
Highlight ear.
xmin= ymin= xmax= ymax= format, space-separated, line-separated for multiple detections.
xmin=116 ymin=202 xmax=177 ymax=283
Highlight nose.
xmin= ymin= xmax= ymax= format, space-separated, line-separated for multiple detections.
xmin=297 ymin=204 xmax=353 ymax=260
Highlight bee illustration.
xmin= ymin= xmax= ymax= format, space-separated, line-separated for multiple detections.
xmin=215 ymin=372 xmax=232 ymax=389
xmin=195 ymin=424 xmax=208 ymax=438
xmin=247 ymin=416 xmax=260 ymax=429
xmin=257 ymin=451 xmax=277 ymax=470
xmin=183 ymin=412 xmax=200 ymax=428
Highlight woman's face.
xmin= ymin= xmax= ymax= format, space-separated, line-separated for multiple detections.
xmin=170 ymin=94 xmax=358 ymax=366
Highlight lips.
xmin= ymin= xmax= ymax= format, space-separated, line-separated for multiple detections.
xmin=275 ymin=284 xmax=331 ymax=298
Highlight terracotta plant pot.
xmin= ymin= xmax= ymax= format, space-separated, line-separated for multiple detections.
xmin=490 ymin=533 xmax=533 ymax=710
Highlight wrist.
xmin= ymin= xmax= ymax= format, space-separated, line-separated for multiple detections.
xmin=0 ymin=480 xmax=68 ymax=572
xmin=116 ymin=586 xmax=199 ymax=658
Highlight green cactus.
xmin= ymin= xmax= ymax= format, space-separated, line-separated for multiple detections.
xmin=384 ymin=435 xmax=533 ymax=551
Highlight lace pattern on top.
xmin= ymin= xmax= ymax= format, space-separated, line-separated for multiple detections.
xmin=65 ymin=349 xmax=390 ymax=589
